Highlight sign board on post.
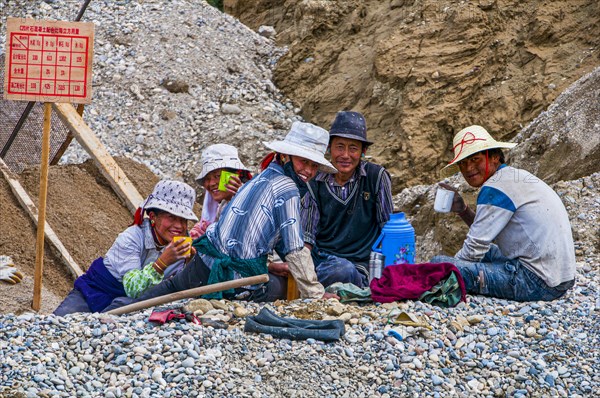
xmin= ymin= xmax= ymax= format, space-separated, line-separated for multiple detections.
xmin=3 ymin=18 xmax=94 ymax=311
xmin=3 ymin=17 xmax=94 ymax=104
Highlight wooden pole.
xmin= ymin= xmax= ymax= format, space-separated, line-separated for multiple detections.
xmin=33 ymin=103 xmax=53 ymax=311
xmin=106 ymin=274 xmax=270 ymax=316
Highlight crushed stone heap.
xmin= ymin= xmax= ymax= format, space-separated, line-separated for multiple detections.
xmin=0 ymin=0 xmax=300 ymax=183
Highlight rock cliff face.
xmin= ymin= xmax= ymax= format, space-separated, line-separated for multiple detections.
xmin=227 ymin=0 xmax=599 ymax=191
xmin=510 ymin=67 xmax=600 ymax=184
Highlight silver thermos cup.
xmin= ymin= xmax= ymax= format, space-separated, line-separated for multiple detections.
xmin=369 ymin=251 xmax=384 ymax=282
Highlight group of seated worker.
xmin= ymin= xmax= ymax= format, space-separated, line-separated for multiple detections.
xmin=54 ymin=113 xmax=576 ymax=315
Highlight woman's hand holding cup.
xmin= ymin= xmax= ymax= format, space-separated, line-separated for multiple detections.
xmin=173 ymin=236 xmax=192 ymax=257
xmin=224 ymin=174 xmax=242 ymax=195
xmin=160 ymin=237 xmax=192 ymax=267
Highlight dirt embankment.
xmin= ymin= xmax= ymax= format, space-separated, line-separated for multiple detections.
xmin=227 ymin=0 xmax=600 ymax=191
xmin=0 ymin=158 xmax=159 ymax=314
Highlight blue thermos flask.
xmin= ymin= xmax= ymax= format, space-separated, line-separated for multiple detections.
xmin=371 ymin=212 xmax=415 ymax=266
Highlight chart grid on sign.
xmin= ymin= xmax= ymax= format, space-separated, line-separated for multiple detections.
xmin=3 ymin=18 xmax=94 ymax=104
xmin=7 ymin=32 xmax=89 ymax=99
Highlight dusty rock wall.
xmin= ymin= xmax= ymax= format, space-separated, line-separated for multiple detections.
xmin=228 ymin=0 xmax=600 ymax=191
xmin=510 ymin=67 xmax=600 ymax=184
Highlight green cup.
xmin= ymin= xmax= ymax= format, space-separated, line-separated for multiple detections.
xmin=218 ymin=171 xmax=238 ymax=191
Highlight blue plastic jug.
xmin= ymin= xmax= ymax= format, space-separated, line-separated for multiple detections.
xmin=371 ymin=212 xmax=415 ymax=266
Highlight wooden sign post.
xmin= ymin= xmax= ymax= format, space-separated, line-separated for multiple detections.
xmin=3 ymin=17 xmax=94 ymax=311
xmin=34 ymin=103 xmax=52 ymax=310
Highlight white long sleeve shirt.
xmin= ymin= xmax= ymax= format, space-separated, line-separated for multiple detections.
xmin=456 ymin=165 xmax=576 ymax=287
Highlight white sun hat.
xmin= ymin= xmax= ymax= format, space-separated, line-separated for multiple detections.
xmin=441 ymin=125 xmax=517 ymax=177
xmin=263 ymin=121 xmax=338 ymax=174
xmin=141 ymin=180 xmax=198 ymax=221
xmin=196 ymin=144 xmax=250 ymax=183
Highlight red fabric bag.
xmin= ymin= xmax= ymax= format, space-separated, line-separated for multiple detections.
xmin=370 ymin=262 xmax=466 ymax=304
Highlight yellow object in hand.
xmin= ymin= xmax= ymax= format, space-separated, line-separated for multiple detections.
xmin=174 ymin=236 xmax=192 ymax=256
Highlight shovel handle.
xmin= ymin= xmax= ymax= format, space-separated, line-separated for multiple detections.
xmin=106 ymin=274 xmax=269 ymax=315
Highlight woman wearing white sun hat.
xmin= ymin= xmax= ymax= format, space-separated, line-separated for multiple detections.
xmin=431 ymin=125 xmax=576 ymax=301
xmin=127 ymin=121 xmax=339 ymax=304
xmin=54 ymin=180 xmax=199 ymax=315
xmin=190 ymin=144 xmax=252 ymax=239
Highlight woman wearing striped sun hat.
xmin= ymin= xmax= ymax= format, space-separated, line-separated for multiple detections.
xmin=54 ymin=180 xmax=199 ymax=315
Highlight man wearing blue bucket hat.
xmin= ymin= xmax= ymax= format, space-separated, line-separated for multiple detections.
xmin=303 ymin=111 xmax=393 ymax=288
xmin=430 ymin=125 xmax=575 ymax=301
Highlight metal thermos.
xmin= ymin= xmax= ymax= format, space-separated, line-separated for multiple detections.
xmin=369 ymin=251 xmax=385 ymax=283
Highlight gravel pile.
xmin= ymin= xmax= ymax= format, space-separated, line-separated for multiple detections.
xmin=1 ymin=290 xmax=598 ymax=398
xmin=0 ymin=0 xmax=298 ymax=181
xmin=1 ymin=168 xmax=599 ymax=396
xmin=553 ymin=172 xmax=600 ymax=262
xmin=1 ymin=1 xmax=599 ymax=397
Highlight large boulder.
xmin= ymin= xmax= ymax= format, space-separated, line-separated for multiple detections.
xmin=510 ymin=67 xmax=600 ymax=183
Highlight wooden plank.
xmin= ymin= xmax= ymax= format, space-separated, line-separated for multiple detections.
xmin=286 ymin=275 xmax=300 ymax=300
xmin=33 ymin=103 xmax=53 ymax=311
xmin=52 ymin=102 xmax=144 ymax=214
xmin=0 ymin=157 xmax=84 ymax=279
xmin=50 ymin=104 xmax=85 ymax=165
xmin=107 ymin=274 xmax=270 ymax=316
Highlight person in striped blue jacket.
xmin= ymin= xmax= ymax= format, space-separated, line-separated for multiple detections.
xmin=431 ymin=125 xmax=576 ymax=302
xmin=107 ymin=121 xmax=339 ymax=309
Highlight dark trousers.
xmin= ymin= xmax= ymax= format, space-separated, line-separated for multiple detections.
xmin=54 ymin=288 xmax=92 ymax=316
xmin=103 ymin=255 xmax=286 ymax=312
xmin=312 ymin=249 xmax=368 ymax=288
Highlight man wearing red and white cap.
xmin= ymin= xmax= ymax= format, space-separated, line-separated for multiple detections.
xmin=431 ymin=125 xmax=576 ymax=301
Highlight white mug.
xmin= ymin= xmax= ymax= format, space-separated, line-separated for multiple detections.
xmin=434 ymin=187 xmax=455 ymax=213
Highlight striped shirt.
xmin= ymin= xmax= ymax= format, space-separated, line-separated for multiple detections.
xmin=302 ymin=161 xmax=393 ymax=247
xmin=203 ymin=162 xmax=305 ymax=265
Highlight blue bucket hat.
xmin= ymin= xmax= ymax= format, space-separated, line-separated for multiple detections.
xmin=329 ymin=111 xmax=373 ymax=146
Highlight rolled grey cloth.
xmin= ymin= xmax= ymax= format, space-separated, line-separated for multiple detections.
xmin=244 ymin=307 xmax=345 ymax=341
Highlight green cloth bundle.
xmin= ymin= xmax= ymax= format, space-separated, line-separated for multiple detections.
xmin=193 ymin=236 xmax=268 ymax=299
